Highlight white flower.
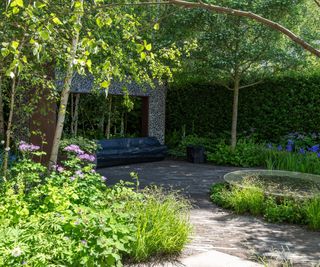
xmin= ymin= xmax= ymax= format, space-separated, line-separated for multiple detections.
xmin=0 ymin=140 xmax=4 ymax=144
xmin=5 ymin=147 xmax=10 ymax=152
xmin=11 ymin=246 xmax=23 ymax=257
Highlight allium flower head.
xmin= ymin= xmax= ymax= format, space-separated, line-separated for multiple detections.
xmin=299 ymin=148 xmax=306 ymax=154
xmin=286 ymin=144 xmax=293 ymax=152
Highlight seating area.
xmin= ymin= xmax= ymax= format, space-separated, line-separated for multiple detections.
xmin=96 ymin=137 xmax=167 ymax=168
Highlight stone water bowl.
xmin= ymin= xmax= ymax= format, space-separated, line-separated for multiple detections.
xmin=224 ymin=170 xmax=320 ymax=199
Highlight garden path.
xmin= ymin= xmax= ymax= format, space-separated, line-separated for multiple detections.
xmin=99 ymin=160 xmax=320 ymax=266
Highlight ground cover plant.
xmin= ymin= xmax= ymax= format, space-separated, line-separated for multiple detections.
xmin=0 ymin=141 xmax=191 ymax=266
xmin=210 ymin=182 xmax=320 ymax=230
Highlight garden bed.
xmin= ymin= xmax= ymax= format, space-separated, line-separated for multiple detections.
xmin=224 ymin=170 xmax=320 ymax=198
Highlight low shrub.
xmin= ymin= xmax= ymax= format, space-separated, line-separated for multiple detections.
xmin=207 ymin=138 xmax=265 ymax=167
xmin=264 ymin=198 xmax=303 ymax=224
xmin=210 ymin=182 xmax=320 ymax=230
xmin=0 ymin=140 xmax=191 ymax=266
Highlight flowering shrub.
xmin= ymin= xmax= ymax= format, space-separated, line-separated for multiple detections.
xmin=0 ymin=140 xmax=190 ymax=266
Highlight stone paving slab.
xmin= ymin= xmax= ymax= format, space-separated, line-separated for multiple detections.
xmin=99 ymin=160 xmax=320 ymax=266
xmin=128 ymin=250 xmax=262 ymax=267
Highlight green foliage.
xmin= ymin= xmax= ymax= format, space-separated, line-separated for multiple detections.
xmin=265 ymin=150 xmax=320 ymax=175
xmin=0 ymin=141 xmax=191 ymax=266
xmin=225 ymin=185 xmax=265 ymax=216
xmin=207 ymin=138 xmax=265 ymax=167
xmin=167 ymin=73 xmax=320 ymax=142
xmin=264 ymin=198 xmax=303 ymax=224
xmin=304 ymin=197 xmax=320 ymax=230
xmin=210 ymin=182 xmax=320 ymax=230
xmin=210 ymin=183 xmax=230 ymax=208
xmin=128 ymin=188 xmax=191 ymax=262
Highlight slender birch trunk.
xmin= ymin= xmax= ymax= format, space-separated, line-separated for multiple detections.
xmin=120 ymin=111 xmax=124 ymax=136
xmin=105 ymin=96 xmax=112 ymax=139
xmin=71 ymin=93 xmax=74 ymax=135
xmin=0 ymin=76 xmax=5 ymax=137
xmin=3 ymin=71 xmax=17 ymax=180
xmin=231 ymin=75 xmax=240 ymax=151
xmin=73 ymin=93 xmax=80 ymax=136
xmin=49 ymin=1 xmax=83 ymax=168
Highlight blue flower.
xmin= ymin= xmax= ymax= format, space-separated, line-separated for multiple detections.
xmin=277 ymin=145 xmax=282 ymax=151
xmin=267 ymin=143 xmax=273 ymax=149
xmin=310 ymin=145 xmax=320 ymax=153
xmin=299 ymin=148 xmax=306 ymax=154
xmin=286 ymin=144 xmax=293 ymax=152
xmin=317 ymin=153 xmax=320 ymax=158
xmin=287 ymin=139 xmax=294 ymax=145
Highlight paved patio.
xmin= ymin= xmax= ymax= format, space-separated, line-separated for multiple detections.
xmin=98 ymin=160 xmax=320 ymax=266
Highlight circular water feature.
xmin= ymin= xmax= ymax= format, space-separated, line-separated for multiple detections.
xmin=224 ymin=170 xmax=320 ymax=198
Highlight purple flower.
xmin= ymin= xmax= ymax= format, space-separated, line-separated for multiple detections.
xmin=101 ymin=176 xmax=107 ymax=182
xmin=70 ymin=176 xmax=76 ymax=182
xmin=299 ymin=148 xmax=306 ymax=154
xmin=18 ymin=141 xmax=40 ymax=152
xmin=63 ymin=144 xmax=84 ymax=155
xmin=277 ymin=145 xmax=282 ymax=151
xmin=81 ymin=240 xmax=87 ymax=245
xmin=91 ymin=169 xmax=96 ymax=173
xmin=75 ymin=170 xmax=84 ymax=178
xmin=317 ymin=153 xmax=320 ymax=158
xmin=57 ymin=166 xmax=64 ymax=173
xmin=77 ymin=153 xmax=95 ymax=162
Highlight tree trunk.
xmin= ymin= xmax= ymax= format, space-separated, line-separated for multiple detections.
xmin=105 ymin=96 xmax=112 ymax=139
xmin=120 ymin=111 xmax=124 ymax=136
xmin=49 ymin=2 xmax=83 ymax=168
xmin=3 ymin=72 xmax=17 ymax=180
xmin=70 ymin=93 xmax=74 ymax=135
xmin=73 ymin=93 xmax=80 ymax=136
xmin=0 ymin=76 xmax=5 ymax=137
xmin=231 ymin=75 xmax=240 ymax=151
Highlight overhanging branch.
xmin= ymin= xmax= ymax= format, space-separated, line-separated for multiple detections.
xmin=166 ymin=0 xmax=320 ymax=58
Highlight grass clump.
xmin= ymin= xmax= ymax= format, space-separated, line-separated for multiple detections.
xmin=210 ymin=182 xmax=320 ymax=230
xmin=128 ymin=188 xmax=191 ymax=262
xmin=304 ymin=197 xmax=320 ymax=230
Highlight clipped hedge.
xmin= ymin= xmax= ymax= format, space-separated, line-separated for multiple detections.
xmin=166 ymin=72 xmax=320 ymax=141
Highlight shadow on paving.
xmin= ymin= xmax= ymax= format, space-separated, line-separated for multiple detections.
xmin=98 ymin=160 xmax=320 ymax=266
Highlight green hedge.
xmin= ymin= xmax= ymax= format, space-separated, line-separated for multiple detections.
xmin=166 ymin=73 xmax=320 ymax=141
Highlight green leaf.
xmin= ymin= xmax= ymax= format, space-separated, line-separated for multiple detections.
xmin=105 ymin=17 xmax=112 ymax=26
xmin=153 ymin=23 xmax=160 ymax=30
xmin=145 ymin=43 xmax=152 ymax=51
xmin=52 ymin=17 xmax=62 ymax=25
xmin=12 ymin=7 xmax=20 ymax=14
xmin=136 ymin=44 xmax=144 ymax=53
xmin=11 ymin=0 xmax=24 ymax=7
xmin=101 ymin=81 xmax=110 ymax=88
xmin=39 ymin=30 xmax=50 ymax=41
xmin=96 ymin=17 xmax=103 ymax=28
xmin=11 ymin=41 xmax=19 ymax=50
xmin=140 ymin=52 xmax=146 ymax=60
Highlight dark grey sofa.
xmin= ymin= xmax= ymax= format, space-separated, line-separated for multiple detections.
xmin=96 ymin=137 xmax=167 ymax=168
